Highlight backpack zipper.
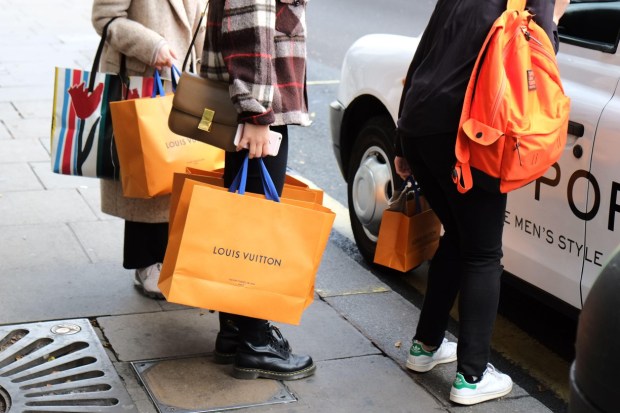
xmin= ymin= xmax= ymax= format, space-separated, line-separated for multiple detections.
xmin=489 ymin=27 xmax=523 ymax=126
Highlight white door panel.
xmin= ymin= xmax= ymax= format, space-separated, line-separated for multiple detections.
xmin=503 ymin=43 xmax=620 ymax=309
xmin=583 ymin=86 xmax=620 ymax=300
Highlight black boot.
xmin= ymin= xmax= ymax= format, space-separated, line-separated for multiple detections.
xmin=233 ymin=323 xmax=315 ymax=380
xmin=214 ymin=313 xmax=240 ymax=364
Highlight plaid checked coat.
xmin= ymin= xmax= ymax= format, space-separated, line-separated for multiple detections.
xmin=200 ymin=0 xmax=310 ymax=126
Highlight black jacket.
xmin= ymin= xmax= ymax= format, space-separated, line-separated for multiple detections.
xmin=396 ymin=0 xmax=558 ymax=153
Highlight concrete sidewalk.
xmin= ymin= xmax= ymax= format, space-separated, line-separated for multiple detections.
xmin=0 ymin=1 xmax=556 ymax=412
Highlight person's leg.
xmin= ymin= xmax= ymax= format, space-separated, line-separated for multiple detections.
xmin=403 ymin=132 xmax=511 ymax=403
xmin=124 ymin=221 xmax=168 ymax=299
xmin=402 ymin=134 xmax=461 ymax=348
xmin=400 ymin=133 xmax=460 ymax=373
xmin=123 ymin=221 xmax=168 ymax=269
xmin=218 ymin=126 xmax=315 ymax=380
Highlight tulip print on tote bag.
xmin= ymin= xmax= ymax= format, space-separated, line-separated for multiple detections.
xmin=50 ymin=68 xmax=157 ymax=179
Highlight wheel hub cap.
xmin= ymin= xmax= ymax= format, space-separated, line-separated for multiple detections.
xmin=352 ymin=148 xmax=392 ymax=241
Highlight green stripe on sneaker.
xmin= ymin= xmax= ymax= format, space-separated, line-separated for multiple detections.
xmin=410 ymin=342 xmax=434 ymax=357
xmin=453 ymin=373 xmax=477 ymax=390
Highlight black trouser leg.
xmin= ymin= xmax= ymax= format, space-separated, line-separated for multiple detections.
xmin=123 ymin=221 xmax=169 ymax=269
xmin=401 ymin=132 xmax=507 ymax=377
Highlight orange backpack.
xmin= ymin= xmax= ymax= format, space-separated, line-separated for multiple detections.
xmin=452 ymin=0 xmax=571 ymax=194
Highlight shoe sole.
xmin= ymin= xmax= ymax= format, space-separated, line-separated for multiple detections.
xmin=133 ymin=284 xmax=165 ymax=300
xmin=233 ymin=363 xmax=316 ymax=380
xmin=449 ymin=384 xmax=513 ymax=405
xmin=406 ymin=353 xmax=457 ymax=372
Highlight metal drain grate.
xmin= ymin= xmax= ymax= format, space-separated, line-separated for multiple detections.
xmin=0 ymin=319 xmax=137 ymax=412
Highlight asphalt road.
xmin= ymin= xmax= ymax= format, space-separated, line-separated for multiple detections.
xmin=287 ymin=0 xmax=435 ymax=207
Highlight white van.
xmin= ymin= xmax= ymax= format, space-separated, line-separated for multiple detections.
xmin=329 ymin=1 xmax=620 ymax=312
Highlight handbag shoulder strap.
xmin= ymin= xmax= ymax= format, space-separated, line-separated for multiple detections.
xmin=183 ymin=1 xmax=210 ymax=72
xmin=89 ymin=17 xmax=119 ymax=90
xmin=89 ymin=17 xmax=128 ymax=91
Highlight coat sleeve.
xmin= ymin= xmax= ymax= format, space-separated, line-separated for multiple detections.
xmin=220 ymin=0 xmax=276 ymax=125
xmin=526 ymin=0 xmax=559 ymax=52
xmin=92 ymin=0 xmax=166 ymax=68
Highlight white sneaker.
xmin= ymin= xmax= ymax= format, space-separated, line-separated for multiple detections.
xmin=134 ymin=263 xmax=164 ymax=299
xmin=406 ymin=338 xmax=457 ymax=372
xmin=449 ymin=363 xmax=513 ymax=405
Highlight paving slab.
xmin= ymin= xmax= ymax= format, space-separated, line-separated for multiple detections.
xmin=39 ymin=135 xmax=51 ymax=154
xmin=325 ymin=290 xmax=545 ymax=410
xmin=324 ymin=290 xmax=422 ymax=363
xmin=11 ymin=100 xmax=53 ymax=119
xmin=97 ymin=299 xmax=380 ymax=364
xmin=127 ymin=355 xmax=442 ymax=413
xmin=0 ymin=188 xmax=97 ymax=225
xmin=78 ymin=184 xmax=121 ymax=221
xmin=70 ymin=219 xmax=124 ymax=263
xmin=0 ymin=85 xmax=53 ymax=102
xmin=0 ymin=138 xmax=50 ymax=163
xmin=0 ymin=162 xmax=43 ymax=192
xmin=0 ymin=262 xmax=163 ymax=325
xmin=97 ymin=309 xmax=218 ymax=362
xmin=450 ymin=396 xmax=554 ymax=413
xmin=31 ymin=160 xmax=102 ymax=190
xmin=283 ymin=355 xmax=442 ymax=413
xmin=2 ymin=116 xmax=50 ymax=140
xmin=0 ymin=223 xmax=91 ymax=270
xmin=273 ymin=299 xmax=381 ymax=362
xmin=0 ymin=102 xmax=20 ymax=119
xmin=315 ymin=240 xmax=391 ymax=297
xmin=0 ymin=61 xmax=57 ymax=88
xmin=0 ymin=121 xmax=10 ymax=139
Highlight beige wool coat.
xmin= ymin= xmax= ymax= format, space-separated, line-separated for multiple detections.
xmin=92 ymin=0 xmax=206 ymax=222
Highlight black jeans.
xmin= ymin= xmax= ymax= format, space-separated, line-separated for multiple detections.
xmin=123 ymin=221 xmax=169 ymax=269
xmin=401 ymin=132 xmax=507 ymax=377
xmin=220 ymin=125 xmax=289 ymax=339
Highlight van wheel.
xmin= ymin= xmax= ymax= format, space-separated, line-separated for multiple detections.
xmin=347 ymin=116 xmax=401 ymax=266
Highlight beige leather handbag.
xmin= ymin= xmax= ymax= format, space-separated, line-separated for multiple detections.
xmin=168 ymin=71 xmax=238 ymax=152
xmin=167 ymin=2 xmax=238 ymax=152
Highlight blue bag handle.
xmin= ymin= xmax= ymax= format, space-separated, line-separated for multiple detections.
xmin=258 ymin=159 xmax=281 ymax=202
xmin=228 ymin=154 xmax=281 ymax=202
xmin=151 ymin=66 xmax=181 ymax=98
xmin=152 ymin=70 xmax=166 ymax=98
xmin=228 ymin=155 xmax=249 ymax=195
xmin=171 ymin=65 xmax=182 ymax=90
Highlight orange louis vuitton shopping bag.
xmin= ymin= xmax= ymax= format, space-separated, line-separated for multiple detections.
xmin=184 ymin=166 xmax=324 ymax=205
xmin=374 ymin=178 xmax=442 ymax=272
xmin=110 ymin=69 xmax=225 ymax=198
xmin=169 ymin=168 xmax=324 ymax=229
xmin=160 ymin=155 xmax=335 ymax=325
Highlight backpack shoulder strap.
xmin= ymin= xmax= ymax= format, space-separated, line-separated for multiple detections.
xmin=453 ymin=15 xmax=503 ymax=194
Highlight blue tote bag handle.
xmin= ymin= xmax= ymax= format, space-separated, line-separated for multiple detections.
xmin=229 ymin=154 xmax=281 ymax=202
xmin=151 ymin=67 xmax=181 ymax=98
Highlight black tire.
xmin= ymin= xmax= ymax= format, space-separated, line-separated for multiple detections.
xmin=347 ymin=116 xmax=401 ymax=266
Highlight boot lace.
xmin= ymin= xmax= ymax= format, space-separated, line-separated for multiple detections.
xmin=267 ymin=325 xmax=291 ymax=353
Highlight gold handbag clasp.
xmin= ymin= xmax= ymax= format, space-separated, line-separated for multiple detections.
xmin=198 ymin=108 xmax=215 ymax=132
